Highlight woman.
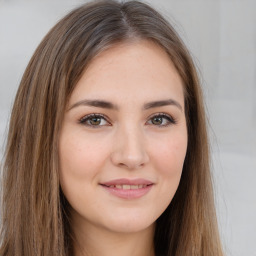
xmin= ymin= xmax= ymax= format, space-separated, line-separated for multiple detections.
xmin=0 ymin=0 xmax=224 ymax=255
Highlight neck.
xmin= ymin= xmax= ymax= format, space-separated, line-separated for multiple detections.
xmin=71 ymin=217 xmax=155 ymax=256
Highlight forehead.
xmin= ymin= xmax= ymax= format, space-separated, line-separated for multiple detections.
xmin=70 ymin=40 xmax=184 ymax=107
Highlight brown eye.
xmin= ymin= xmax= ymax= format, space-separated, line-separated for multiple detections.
xmin=152 ymin=116 xmax=163 ymax=125
xmin=89 ymin=117 xmax=102 ymax=125
xmin=147 ymin=114 xmax=176 ymax=127
xmin=79 ymin=114 xmax=110 ymax=127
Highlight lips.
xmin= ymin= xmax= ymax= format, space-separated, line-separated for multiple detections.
xmin=105 ymin=184 xmax=148 ymax=189
xmin=101 ymin=178 xmax=153 ymax=186
xmin=100 ymin=178 xmax=154 ymax=199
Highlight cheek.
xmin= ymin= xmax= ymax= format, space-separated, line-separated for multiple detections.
xmin=58 ymin=137 xmax=112 ymax=219
xmin=146 ymin=131 xmax=187 ymax=217
xmin=150 ymin=132 xmax=187 ymax=177
xmin=58 ymin=131 xmax=111 ymax=209
xmin=59 ymin=132 xmax=109 ymax=180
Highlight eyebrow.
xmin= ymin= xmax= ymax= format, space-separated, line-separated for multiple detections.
xmin=68 ymin=99 xmax=183 ymax=111
xmin=143 ymin=99 xmax=182 ymax=111
xmin=68 ymin=99 xmax=118 ymax=111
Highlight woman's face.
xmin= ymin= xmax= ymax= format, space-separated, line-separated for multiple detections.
xmin=59 ymin=40 xmax=187 ymax=234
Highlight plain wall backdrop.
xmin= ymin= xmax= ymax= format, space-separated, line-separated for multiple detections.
xmin=0 ymin=0 xmax=255 ymax=255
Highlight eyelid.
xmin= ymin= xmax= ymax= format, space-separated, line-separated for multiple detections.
xmin=78 ymin=112 xmax=177 ymax=128
xmin=146 ymin=112 xmax=177 ymax=126
xmin=79 ymin=113 xmax=111 ymax=127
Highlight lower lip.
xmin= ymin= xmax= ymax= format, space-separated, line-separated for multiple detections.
xmin=100 ymin=185 xmax=153 ymax=199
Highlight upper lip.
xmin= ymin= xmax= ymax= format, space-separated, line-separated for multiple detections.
xmin=100 ymin=178 xmax=154 ymax=186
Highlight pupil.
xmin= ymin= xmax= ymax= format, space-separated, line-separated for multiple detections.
xmin=90 ymin=117 xmax=101 ymax=125
xmin=153 ymin=117 xmax=162 ymax=125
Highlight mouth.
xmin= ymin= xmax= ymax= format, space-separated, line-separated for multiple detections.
xmin=100 ymin=178 xmax=154 ymax=199
xmin=102 ymin=184 xmax=151 ymax=189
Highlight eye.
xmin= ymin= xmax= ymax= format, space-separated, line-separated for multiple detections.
xmin=79 ymin=114 xmax=110 ymax=127
xmin=146 ymin=113 xmax=176 ymax=127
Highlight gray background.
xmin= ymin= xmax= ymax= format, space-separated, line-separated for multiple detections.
xmin=0 ymin=0 xmax=255 ymax=255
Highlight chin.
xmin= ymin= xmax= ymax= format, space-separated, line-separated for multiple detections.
xmin=101 ymin=213 xmax=156 ymax=234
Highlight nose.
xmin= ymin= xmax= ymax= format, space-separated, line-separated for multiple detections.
xmin=110 ymin=125 xmax=149 ymax=170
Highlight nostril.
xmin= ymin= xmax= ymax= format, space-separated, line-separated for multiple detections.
xmin=115 ymin=159 xmax=146 ymax=170
xmin=110 ymin=133 xmax=149 ymax=169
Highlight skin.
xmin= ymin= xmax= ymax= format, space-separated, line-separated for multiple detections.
xmin=59 ymin=40 xmax=188 ymax=256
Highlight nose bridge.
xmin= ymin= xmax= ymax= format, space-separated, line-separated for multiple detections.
xmin=111 ymin=122 xmax=149 ymax=169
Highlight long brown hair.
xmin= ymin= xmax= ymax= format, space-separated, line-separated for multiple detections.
xmin=0 ymin=1 xmax=223 ymax=255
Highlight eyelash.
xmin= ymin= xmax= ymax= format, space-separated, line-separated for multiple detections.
xmin=79 ymin=114 xmax=110 ymax=128
xmin=146 ymin=113 xmax=177 ymax=127
xmin=79 ymin=113 xmax=177 ymax=128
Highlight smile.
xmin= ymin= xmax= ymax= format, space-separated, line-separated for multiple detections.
xmin=105 ymin=184 xmax=149 ymax=189
xmin=100 ymin=179 xmax=154 ymax=199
